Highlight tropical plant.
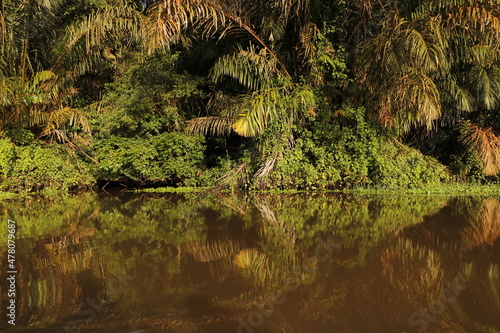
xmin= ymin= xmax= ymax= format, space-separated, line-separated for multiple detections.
xmin=93 ymin=51 xmax=205 ymax=138
xmin=139 ymin=0 xmax=334 ymax=182
xmin=359 ymin=0 xmax=500 ymax=175
xmin=0 ymin=0 xmax=141 ymax=142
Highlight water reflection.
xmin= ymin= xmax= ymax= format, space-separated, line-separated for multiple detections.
xmin=0 ymin=193 xmax=499 ymax=332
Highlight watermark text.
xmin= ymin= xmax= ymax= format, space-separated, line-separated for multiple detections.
xmin=6 ymin=219 xmax=17 ymax=325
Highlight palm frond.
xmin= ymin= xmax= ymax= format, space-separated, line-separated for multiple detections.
xmin=459 ymin=122 xmax=500 ymax=175
xmin=463 ymin=198 xmax=500 ymax=247
xmin=268 ymin=0 xmax=309 ymax=24
xmin=442 ymin=2 xmax=500 ymax=36
xmin=206 ymin=91 xmax=239 ymax=116
xmin=234 ymin=248 xmax=270 ymax=285
xmin=467 ymin=64 xmax=500 ymax=110
xmin=189 ymin=84 xmax=315 ymax=138
xmin=51 ymin=3 xmax=142 ymax=73
xmin=377 ymin=70 xmax=441 ymax=131
xmin=32 ymin=70 xmax=56 ymax=86
xmin=0 ymin=76 xmax=20 ymax=107
xmin=185 ymin=116 xmax=235 ymax=136
xmin=405 ymin=18 xmax=448 ymax=74
xmin=232 ymin=84 xmax=315 ymax=137
xmin=39 ymin=106 xmax=91 ymax=139
xmin=143 ymin=0 xmax=233 ymax=50
xmin=438 ymin=76 xmax=473 ymax=125
xmin=44 ymin=128 xmax=69 ymax=143
xmin=260 ymin=14 xmax=286 ymax=43
xmin=184 ymin=239 xmax=241 ymax=262
xmin=143 ymin=0 xmax=290 ymax=76
xmin=361 ymin=11 xmax=453 ymax=132
xmin=253 ymin=153 xmax=279 ymax=178
xmin=299 ymin=22 xmax=319 ymax=64
xmin=0 ymin=8 xmax=5 ymax=41
xmin=210 ymin=44 xmax=282 ymax=90
xmin=467 ymin=44 xmax=500 ymax=65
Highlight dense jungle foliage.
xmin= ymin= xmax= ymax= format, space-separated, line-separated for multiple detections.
xmin=1 ymin=0 xmax=500 ymax=192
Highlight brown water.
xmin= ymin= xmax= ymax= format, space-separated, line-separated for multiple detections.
xmin=0 ymin=192 xmax=499 ymax=333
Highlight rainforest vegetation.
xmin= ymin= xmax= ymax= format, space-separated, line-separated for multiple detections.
xmin=1 ymin=0 xmax=500 ymax=192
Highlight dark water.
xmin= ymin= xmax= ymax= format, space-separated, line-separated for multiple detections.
xmin=0 ymin=192 xmax=499 ymax=333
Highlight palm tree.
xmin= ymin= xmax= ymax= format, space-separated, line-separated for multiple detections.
xmin=359 ymin=0 xmax=500 ymax=175
xmin=142 ymin=0 xmax=316 ymax=135
xmin=0 ymin=0 xmax=141 ymax=142
xmin=141 ymin=0 xmax=318 ymax=180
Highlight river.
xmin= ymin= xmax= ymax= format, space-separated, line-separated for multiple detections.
xmin=0 ymin=192 xmax=499 ymax=332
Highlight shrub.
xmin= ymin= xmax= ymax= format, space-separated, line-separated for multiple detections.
xmin=0 ymin=138 xmax=15 ymax=177
xmin=0 ymin=139 xmax=94 ymax=192
xmin=94 ymin=132 xmax=207 ymax=185
xmin=256 ymin=106 xmax=449 ymax=190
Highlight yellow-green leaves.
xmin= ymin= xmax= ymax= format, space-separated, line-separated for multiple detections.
xmin=210 ymin=45 xmax=283 ymax=91
xmin=360 ymin=0 xmax=500 ymax=175
xmin=187 ymin=84 xmax=315 ymax=138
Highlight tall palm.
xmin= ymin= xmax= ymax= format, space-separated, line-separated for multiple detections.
xmin=0 ymin=0 xmax=141 ymax=142
xmin=142 ymin=0 xmax=317 ymax=180
xmin=359 ymin=0 xmax=500 ymax=175
xmin=142 ymin=0 xmax=317 ymax=137
xmin=186 ymin=45 xmax=316 ymax=138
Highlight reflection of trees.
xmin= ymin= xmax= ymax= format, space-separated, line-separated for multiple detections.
xmin=1 ymin=193 xmax=499 ymax=332
xmin=197 ymin=193 xmax=452 ymax=332
xmin=185 ymin=239 xmax=241 ymax=263
xmin=462 ymin=198 xmax=500 ymax=248
xmin=381 ymin=197 xmax=500 ymax=333
xmin=382 ymin=238 xmax=444 ymax=306
xmin=0 ymin=194 xmax=99 ymax=247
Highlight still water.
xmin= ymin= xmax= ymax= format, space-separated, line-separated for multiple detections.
xmin=0 ymin=192 xmax=499 ymax=333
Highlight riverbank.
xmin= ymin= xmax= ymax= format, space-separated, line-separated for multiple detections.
xmin=134 ymin=183 xmax=500 ymax=195
xmin=1 ymin=183 xmax=500 ymax=201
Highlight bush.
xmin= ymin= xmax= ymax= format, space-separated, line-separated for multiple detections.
xmin=93 ymin=52 xmax=205 ymax=138
xmin=449 ymin=151 xmax=500 ymax=184
xmin=94 ymin=132 xmax=207 ymax=185
xmin=259 ymin=134 xmax=341 ymax=190
xmin=369 ymin=142 xmax=449 ymax=189
xmin=5 ymin=128 xmax=35 ymax=146
xmin=0 ymin=138 xmax=15 ymax=177
xmin=0 ymin=139 xmax=94 ymax=192
xmin=255 ymin=106 xmax=449 ymax=190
